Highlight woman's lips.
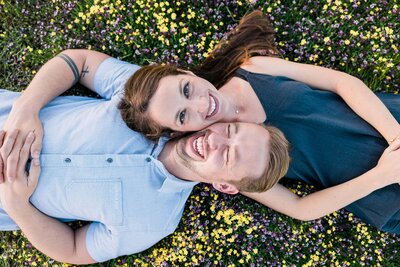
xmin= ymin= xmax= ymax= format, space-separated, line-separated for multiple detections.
xmin=206 ymin=94 xmax=219 ymax=119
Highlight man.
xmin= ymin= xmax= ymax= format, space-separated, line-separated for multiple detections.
xmin=0 ymin=50 xmax=288 ymax=264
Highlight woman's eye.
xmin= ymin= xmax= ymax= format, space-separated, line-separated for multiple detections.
xmin=179 ymin=110 xmax=186 ymax=125
xmin=183 ymin=82 xmax=190 ymax=98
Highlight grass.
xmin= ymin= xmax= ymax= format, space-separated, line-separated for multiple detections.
xmin=0 ymin=0 xmax=399 ymax=266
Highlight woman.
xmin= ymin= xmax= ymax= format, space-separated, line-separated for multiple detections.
xmin=118 ymin=11 xmax=400 ymax=233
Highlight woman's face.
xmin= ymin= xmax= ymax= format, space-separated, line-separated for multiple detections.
xmin=148 ymin=73 xmax=228 ymax=132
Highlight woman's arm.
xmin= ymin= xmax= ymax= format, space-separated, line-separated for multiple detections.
xmin=243 ymin=56 xmax=400 ymax=144
xmin=0 ymin=49 xmax=110 ymax=183
xmin=242 ymin=139 xmax=400 ymax=221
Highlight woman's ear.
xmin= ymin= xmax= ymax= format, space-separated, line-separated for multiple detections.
xmin=212 ymin=183 xmax=239 ymax=195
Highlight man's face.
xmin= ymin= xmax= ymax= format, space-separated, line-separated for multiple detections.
xmin=172 ymin=122 xmax=270 ymax=188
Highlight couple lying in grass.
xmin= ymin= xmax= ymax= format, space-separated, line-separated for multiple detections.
xmin=1 ymin=11 xmax=400 ymax=264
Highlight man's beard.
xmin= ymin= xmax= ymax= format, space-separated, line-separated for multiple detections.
xmin=175 ymin=134 xmax=202 ymax=178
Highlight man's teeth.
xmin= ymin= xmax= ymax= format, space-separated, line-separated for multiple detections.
xmin=193 ymin=136 xmax=205 ymax=157
xmin=207 ymin=95 xmax=216 ymax=117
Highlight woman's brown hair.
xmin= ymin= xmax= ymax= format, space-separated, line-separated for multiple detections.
xmin=193 ymin=10 xmax=279 ymax=88
xmin=119 ymin=10 xmax=279 ymax=140
xmin=119 ymin=65 xmax=186 ymax=141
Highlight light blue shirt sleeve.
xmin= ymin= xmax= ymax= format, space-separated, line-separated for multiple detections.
xmin=93 ymin=57 xmax=140 ymax=100
xmin=86 ymin=222 xmax=171 ymax=262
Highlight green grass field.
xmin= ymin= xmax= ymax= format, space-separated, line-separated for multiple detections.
xmin=0 ymin=0 xmax=399 ymax=266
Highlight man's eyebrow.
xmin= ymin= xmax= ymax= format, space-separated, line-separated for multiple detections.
xmin=231 ymin=123 xmax=239 ymax=168
xmin=174 ymin=78 xmax=184 ymax=126
xmin=234 ymin=123 xmax=239 ymax=135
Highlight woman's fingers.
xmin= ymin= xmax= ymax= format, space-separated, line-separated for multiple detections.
xmin=387 ymin=138 xmax=400 ymax=152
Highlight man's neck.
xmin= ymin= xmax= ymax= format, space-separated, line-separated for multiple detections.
xmin=157 ymin=140 xmax=173 ymax=167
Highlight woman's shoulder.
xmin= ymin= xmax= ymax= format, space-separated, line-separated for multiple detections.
xmin=241 ymin=56 xmax=288 ymax=75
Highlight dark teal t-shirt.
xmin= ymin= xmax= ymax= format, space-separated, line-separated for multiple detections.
xmin=235 ymin=68 xmax=400 ymax=232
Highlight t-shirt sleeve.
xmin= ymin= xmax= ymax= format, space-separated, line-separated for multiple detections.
xmin=85 ymin=222 xmax=170 ymax=262
xmin=93 ymin=57 xmax=140 ymax=100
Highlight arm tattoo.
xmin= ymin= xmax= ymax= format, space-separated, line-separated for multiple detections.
xmin=81 ymin=65 xmax=89 ymax=78
xmin=57 ymin=53 xmax=80 ymax=85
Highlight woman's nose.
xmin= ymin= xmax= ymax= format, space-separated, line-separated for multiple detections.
xmin=194 ymin=95 xmax=208 ymax=115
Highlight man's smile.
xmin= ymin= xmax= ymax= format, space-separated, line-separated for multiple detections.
xmin=191 ymin=132 xmax=207 ymax=159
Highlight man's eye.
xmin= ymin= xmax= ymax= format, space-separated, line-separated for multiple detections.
xmin=226 ymin=146 xmax=230 ymax=165
xmin=183 ymin=82 xmax=190 ymax=98
xmin=179 ymin=110 xmax=186 ymax=125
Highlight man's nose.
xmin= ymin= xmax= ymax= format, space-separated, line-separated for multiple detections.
xmin=207 ymin=132 xmax=227 ymax=150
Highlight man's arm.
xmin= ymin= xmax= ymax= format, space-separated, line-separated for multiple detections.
xmin=14 ymin=49 xmax=110 ymax=112
xmin=8 ymin=204 xmax=95 ymax=264
xmin=242 ymin=139 xmax=400 ymax=221
xmin=0 ymin=130 xmax=96 ymax=264
xmin=0 ymin=49 xmax=110 ymax=183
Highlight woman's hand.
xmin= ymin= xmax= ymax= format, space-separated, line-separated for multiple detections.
xmin=375 ymin=138 xmax=400 ymax=185
xmin=0 ymin=131 xmax=41 ymax=212
xmin=0 ymin=103 xmax=43 ymax=183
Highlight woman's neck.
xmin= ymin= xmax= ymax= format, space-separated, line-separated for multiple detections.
xmin=218 ymin=77 xmax=266 ymax=123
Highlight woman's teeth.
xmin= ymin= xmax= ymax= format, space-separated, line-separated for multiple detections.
xmin=207 ymin=95 xmax=216 ymax=117
xmin=193 ymin=135 xmax=205 ymax=158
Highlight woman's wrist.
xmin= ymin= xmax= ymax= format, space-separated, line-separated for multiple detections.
xmin=370 ymin=165 xmax=396 ymax=188
xmin=389 ymin=132 xmax=400 ymax=144
xmin=383 ymin=123 xmax=400 ymax=144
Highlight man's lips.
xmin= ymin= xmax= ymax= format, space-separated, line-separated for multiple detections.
xmin=206 ymin=94 xmax=219 ymax=119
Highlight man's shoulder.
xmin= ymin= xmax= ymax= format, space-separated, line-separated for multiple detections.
xmin=93 ymin=57 xmax=140 ymax=99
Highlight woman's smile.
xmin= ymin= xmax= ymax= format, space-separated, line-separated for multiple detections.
xmin=206 ymin=93 xmax=219 ymax=119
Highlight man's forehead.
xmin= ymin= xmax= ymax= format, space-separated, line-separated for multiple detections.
xmin=239 ymin=124 xmax=269 ymax=173
xmin=206 ymin=122 xmax=226 ymax=128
